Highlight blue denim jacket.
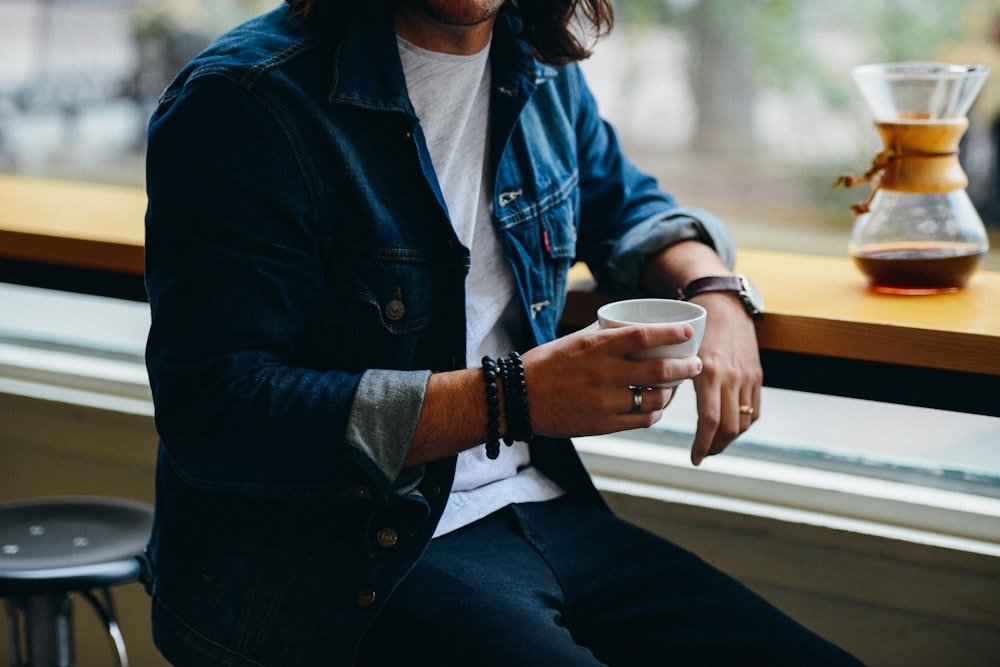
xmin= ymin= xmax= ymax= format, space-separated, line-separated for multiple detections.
xmin=143 ymin=6 xmax=735 ymax=666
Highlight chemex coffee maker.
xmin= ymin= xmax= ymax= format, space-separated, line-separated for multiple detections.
xmin=835 ymin=62 xmax=991 ymax=294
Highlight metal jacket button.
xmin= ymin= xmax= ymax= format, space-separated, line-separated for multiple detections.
xmin=384 ymin=300 xmax=405 ymax=320
xmin=356 ymin=588 xmax=376 ymax=608
xmin=377 ymin=528 xmax=398 ymax=549
xmin=498 ymin=189 xmax=523 ymax=207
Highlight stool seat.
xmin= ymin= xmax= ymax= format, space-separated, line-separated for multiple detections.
xmin=0 ymin=498 xmax=152 ymax=597
xmin=0 ymin=497 xmax=154 ymax=667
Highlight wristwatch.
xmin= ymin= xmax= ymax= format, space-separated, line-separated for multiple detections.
xmin=679 ymin=274 xmax=764 ymax=320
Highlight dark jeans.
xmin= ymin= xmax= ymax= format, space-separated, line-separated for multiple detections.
xmin=356 ymin=497 xmax=865 ymax=666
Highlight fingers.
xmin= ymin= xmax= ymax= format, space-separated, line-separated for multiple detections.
xmin=688 ymin=356 xmax=763 ymax=465
xmin=559 ymin=321 xmax=703 ymax=388
xmin=684 ymin=295 xmax=763 ymax=466
xmin=519 ymin=323 xmax=698 ymax=439
xmin=613 ymin=385 xmax=676 ymax=431
xmin=690 ymin=385 xmax=761 ymax=466
xmin=598 ymin=322 xmax=695 ymax=358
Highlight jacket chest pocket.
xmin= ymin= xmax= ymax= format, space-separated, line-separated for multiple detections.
xmin=322 ymin=250 xmax=443 ymax=371
xmin=499 ymin=171 xmax=580 ymax=336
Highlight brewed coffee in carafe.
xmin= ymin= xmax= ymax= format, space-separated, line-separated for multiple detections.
xmin=836 ymin=62 xmax=991 ymax=294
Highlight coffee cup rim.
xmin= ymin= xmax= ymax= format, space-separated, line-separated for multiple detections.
xmin=597 ymin=298 xmax=707 ymax=327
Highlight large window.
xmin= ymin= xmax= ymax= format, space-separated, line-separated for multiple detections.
xmin=2 ymin=0 xmax=997 ymax=231
xmin=1 ymin=0 xmax=998 ymax=528
xmin=581 ymin=0 xmax=1000 ymax=267
xmin=576 ymin=0 xmax=1000 ymax=524
xmin=1 ymin=0 xmax=996 ymax=258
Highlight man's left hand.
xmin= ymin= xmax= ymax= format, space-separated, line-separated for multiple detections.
xmin=686 ymin=291 xmax=762 ymax=465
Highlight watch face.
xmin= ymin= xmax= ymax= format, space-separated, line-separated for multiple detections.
xmin=740 ymin=276 xmax=764 ymax=310
xmin=737 ymin=275 xmax=765 ymax=316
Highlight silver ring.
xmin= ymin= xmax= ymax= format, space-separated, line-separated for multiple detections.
xmin=631 ymin=386 xmax=643 ymax=413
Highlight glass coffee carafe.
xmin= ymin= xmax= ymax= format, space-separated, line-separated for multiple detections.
xmin=835 ymin=62 xmax=991 ymax=294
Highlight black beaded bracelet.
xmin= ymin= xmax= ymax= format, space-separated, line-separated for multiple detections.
xmin=496 ymin=356 xmax=515 ymax=447
xmin=502 ymin=351 xmax=532 ymax=444
xmin=481 ymin=356 xmax=502 ymax=459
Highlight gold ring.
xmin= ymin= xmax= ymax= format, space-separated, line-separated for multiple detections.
xmin=739 ymin=405 xmax=754 ymax=415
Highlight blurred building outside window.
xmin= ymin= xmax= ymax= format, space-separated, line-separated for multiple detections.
xmin=1 ymin=0 xmax=998 ymax=500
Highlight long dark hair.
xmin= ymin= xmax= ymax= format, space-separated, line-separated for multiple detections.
xmin=282 ymin=0 xmax=614 ymax=65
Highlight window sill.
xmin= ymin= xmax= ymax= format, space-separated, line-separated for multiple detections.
xmin=577 ymin=431 xmax=1000 ymax=557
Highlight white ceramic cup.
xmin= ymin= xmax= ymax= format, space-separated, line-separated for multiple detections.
xmin=597 ymin=298 xmax=707 ymax=387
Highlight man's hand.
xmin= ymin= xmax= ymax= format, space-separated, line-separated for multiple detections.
xmin=641 ymin=240 xmax=764 ymax=465
xmin=522 ymin=322 xmax=702 ymax=439
xmin=407 ymin=321 xmax=702 ymax=468
xmin=687 ymin=291 xmax=762 ymax=465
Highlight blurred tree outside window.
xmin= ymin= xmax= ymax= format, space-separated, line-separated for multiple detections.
xmin=0 ymin=0 xmax=997 ymax=264
xmin=0 ymin=0 xmax=272 ymax=180
xmin=585 ymin=0 xmax=999 ymax=264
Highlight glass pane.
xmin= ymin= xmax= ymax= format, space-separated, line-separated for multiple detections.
xmin=581 ymin=0 xmax=999 ymax=269
xmin=650 ymin=383 xmax=1000 ymax=499
xmin=1 ymin=0 xmax=997 ymax=495
xmin=0 ymin=0 xmax=270 ymax=185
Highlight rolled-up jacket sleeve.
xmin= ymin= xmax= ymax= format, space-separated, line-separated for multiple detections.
xmin=603 ymin=205 xmax=737 ymax=296
xmin=567 ymin=64 xmax=737 ymax=297
xmin=345 ymin=369 xmax=431 ymax=488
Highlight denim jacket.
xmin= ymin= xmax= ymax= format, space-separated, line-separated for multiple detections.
xmin=143 ymin=6 xmax=735 ymax=666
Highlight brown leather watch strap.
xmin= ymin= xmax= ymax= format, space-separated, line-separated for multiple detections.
xmin=679 ymin=274 xmax=764 ymax=319
xmin=678 ymin=276 xmax=744 ymax=300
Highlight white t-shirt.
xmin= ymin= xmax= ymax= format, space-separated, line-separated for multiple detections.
xmin=397 ymin=37 xmax=564 ymax=538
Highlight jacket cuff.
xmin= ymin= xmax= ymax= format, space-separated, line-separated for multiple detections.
xmin=345 ymin=369 xmax=431 ymax=487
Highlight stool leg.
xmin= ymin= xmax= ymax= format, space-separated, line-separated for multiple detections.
xmin=80 ymin=589 xmax=127 ymax=667
xmin=4 ymin=600 xmax=24 ymax=667
xmin=22 ymin=594 xmax=74 ymax=667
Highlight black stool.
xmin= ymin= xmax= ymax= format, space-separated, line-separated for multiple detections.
xmin=0 ymin=497 xmax=153 ymax=667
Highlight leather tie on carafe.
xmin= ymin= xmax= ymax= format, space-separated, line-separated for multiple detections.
xmin=833 ymin=115 xmax=969 ymax=214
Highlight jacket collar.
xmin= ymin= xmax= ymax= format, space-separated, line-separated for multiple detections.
xmin=326 ymin=10 xmax=555 ymax=114
xmin=327 ymin=13 xmax=412 ymax=113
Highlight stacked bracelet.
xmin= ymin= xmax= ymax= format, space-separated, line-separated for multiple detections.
xmin=495 ymin=356 xmax=515 ymax=447
xmin=481 ymin=356 xmax=502 ymax=459
xmin=500 ymin=352 xmax=532 ymax=444
xmin=481 ymin=353 xmax=533 ymax=459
